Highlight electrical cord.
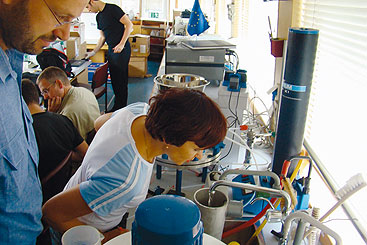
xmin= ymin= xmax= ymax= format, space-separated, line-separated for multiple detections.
xmin=220 ymin=89 xmax=241 ymax=161
xmin=225 ymin=49 xmax=239 ymax=72
xmin=228 ymin=91 xmax=241 ymax=125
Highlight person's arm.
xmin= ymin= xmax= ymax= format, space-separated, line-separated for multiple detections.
xmin=112 ymin=15 xmax=133 ymax=53
xmin=71 ymin=140 xmax=88 ymax=162
xmin=42 ymin=185 xmax=92 ymax=233
xmin=85 ymin=31 xmax=106 ymax=59
xmin=94 ymin=112 xmax=113 ymax=132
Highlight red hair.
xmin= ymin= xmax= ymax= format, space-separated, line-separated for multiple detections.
xmin=145 ymin=88 xmax=227 ymax=148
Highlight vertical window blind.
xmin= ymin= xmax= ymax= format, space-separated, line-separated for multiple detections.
xmin=292 ymin=0 xmax=367 ymax=243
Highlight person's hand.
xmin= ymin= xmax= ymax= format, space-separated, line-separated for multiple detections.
xmin=101 ymin=227 xmax=128 ymax=244
xmin=113 ymin=43 xmax=125 ymax=53
xmin=84 ymin=51 xmax=96 ymax=59
xmin=47 ymin=97 xmax=62 ymax=112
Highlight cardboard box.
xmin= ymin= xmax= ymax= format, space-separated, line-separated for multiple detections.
xmin=129 ymin=34 xmax=150 ymax=56
xmin=76 ymin=68 xmax=88 ymax=84
xmin=66 ymin=37 xmax=80 ymax=59
xmin=75 ymin=42 xmax=87 ymax=60
xmin=70 ymin=22 xmax=85 ymax=44
xmin=128 ymin=56 xmax=148 ymax=78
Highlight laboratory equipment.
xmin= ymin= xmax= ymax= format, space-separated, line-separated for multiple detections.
xmin=165 ymin=42 xmax=226 ymax=81
xmin=194 ymin=188 xmax=228 ymax=240
xmin=272 ymin=28 xmax=319 ymax=175
xmin=132 ymin=195 xmax=203 ymax=245
xmin=281 ymin=211 xmax=342 ymax=245
xmin=155 ymin=147 xmax=221 ymax=195
xmin=154 ymin=73 xmax=209 ymax=92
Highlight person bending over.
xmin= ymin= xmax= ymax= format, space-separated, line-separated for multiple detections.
xmin=85 ymin=0 xmax=133 ymax=111
xmin=42 ymin=88 xmax=227 ymax=244
xmin=37 ymin=66 xmax=100 ymax=140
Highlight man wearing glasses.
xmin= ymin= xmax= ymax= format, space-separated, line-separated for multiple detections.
xmin=36 ymin=66 xmax=100 ymax=141
xmin=0 ymin=0 xmax=88 ymax=244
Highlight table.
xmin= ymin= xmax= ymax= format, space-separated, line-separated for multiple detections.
xmin=105 ymin=231 xmax=225 ymax=245
xmin=86 ymin=44 xmax=108 ymax=63
xmin=22 ymin=59 xmax=91 ymax=84
xmin=87 ymin=43 xmax=150 ymax=78
xmin=70 ymin=60 xmax=92 ymax=84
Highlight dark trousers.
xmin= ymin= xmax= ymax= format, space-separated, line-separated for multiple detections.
xmin=107 ymin=42 xmax=131 ymax=111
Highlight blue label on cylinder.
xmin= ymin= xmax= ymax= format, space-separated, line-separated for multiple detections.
xmin=283 ymin=82 xmax=307 ymax=92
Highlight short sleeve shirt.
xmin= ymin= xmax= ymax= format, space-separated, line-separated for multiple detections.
xmin=96 ymin=4 xmax=126 ymax=48
xmin=64 ymin=102 xmax=153 ymax=232
xmin=32 ymin=111 xmax=84 ymax=203
xmin=58 ymin=86 xmax=100 ymax=139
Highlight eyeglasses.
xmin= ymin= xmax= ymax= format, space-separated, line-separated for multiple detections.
xmin=41 ymin=0 xmax=75 ymax=28
xmin=40 ymin=83 xmax=54 ymax=96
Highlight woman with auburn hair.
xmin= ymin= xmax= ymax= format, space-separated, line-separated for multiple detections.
xmin=43 ymin=88 xmax=227 ymax=243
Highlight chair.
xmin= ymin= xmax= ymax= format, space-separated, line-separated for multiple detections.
xmin=91 ymin=61 xmax=109 ymax=112
xmin=71 ymin=78 xmax=92 ymax=91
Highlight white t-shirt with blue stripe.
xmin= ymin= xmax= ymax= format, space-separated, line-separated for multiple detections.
xmin=64 ymin=102 xmax=153 ymax=232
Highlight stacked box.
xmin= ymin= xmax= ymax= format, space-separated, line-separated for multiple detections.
xmin=128 ymin=56 xmax=148 ymax=78
xmin=128 ymin=34 xmax=150 ymax=56
xmin=66 ymin=37 xmax=80 ymax=60
xmin=70 ymin=22 xmax=85 ymax=44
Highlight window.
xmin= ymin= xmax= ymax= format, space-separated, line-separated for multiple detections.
xmin=292 ymin=0 xmax=367 ymax=243
xmin=175 ymin=0 xmax=195 ymax=11
xmin=141 ymin=0 xmax=168 ymax=21
xmin=228 ymin=0 xmax=278 ymax=113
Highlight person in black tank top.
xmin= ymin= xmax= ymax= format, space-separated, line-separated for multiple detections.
xmin=85 ymin=0 xmax=133 ymax=111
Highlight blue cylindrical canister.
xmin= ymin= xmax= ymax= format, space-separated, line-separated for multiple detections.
xmin=132 ymin=195 xmax=203 ymax=245
xmin=272 ymin=28 xmax=319 ymax=175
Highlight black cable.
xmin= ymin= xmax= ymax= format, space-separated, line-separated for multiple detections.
xmin=228 ymin=91 xmax=241 ymax=125
xmin=221 ymin=88 xmax=242 ymax=161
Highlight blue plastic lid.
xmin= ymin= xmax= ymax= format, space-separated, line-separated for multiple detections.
xmin=289 ymin=27 xmax=319 ymax=35
xmin=134 ymin=195 xmax=202 ymax=238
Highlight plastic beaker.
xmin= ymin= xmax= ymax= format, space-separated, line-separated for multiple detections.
xmin=61 ymin=225 xmax=104 ymax=245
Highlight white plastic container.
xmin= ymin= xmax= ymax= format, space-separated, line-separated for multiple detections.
xmin=61 ymin=225 xmax=104 ymax=245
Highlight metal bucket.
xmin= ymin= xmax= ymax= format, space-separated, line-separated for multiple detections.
xmin=194 ymin=188 xmax=228 ymax=240
xmin=154 ymin=73 xmax=210 ymax=92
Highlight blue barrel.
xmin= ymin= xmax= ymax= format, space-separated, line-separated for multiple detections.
xmin=132 ymin=195 xmax=203 ymax=245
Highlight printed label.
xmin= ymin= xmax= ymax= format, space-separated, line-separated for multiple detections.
xmin=199 ymin=56 xmax=215 ymax=63
xmin=283 ymin=82 xmax=307 ymax=92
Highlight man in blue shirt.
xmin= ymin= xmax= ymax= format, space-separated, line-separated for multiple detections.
xmin=0 ymin=0 xmax=88 ymax=243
